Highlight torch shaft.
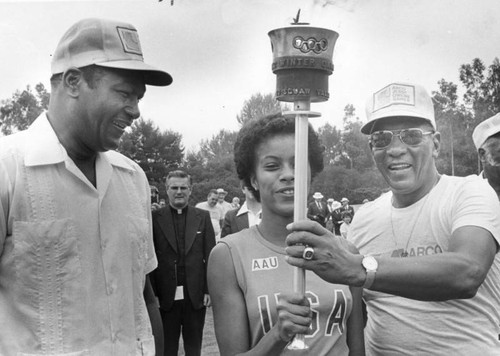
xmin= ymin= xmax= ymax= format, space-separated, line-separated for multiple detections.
xmin=293 ymin=103 xmax=310 ymax=295
xmin=289 ymin=100 xmax=310 ymax=349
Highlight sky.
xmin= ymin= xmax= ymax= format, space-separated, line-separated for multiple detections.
xmin=1 ymin=0 xmax=500 ymax=150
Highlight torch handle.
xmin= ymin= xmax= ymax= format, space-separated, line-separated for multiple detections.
xmin=287 ymin=101 xmax=310 ymax=350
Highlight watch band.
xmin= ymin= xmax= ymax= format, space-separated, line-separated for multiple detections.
xmin=362 ymin=269 xmax=376 ymax=289
xmin=362 ymin=255 xmax=378 ymax=289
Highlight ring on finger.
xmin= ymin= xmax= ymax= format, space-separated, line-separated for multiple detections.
xmin=302 ymin=246 xmax=314 ymax=260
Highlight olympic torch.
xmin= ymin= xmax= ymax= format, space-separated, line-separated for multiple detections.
xmin=268 ymin=15 xmax=339 ymax=350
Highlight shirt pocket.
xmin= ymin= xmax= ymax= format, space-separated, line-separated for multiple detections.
xmin=136 ymin=336 xmax=155 ymax=356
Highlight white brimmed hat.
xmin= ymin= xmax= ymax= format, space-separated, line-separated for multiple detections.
xmin=51 ymin=18 xmax=172 ymax=86
xmin=341 ymin=197 xmax=348 ymax=202
xmin=472 ymin=112 xmax=500 ymax=150
xmin=362 ymin=82 xmax=436 ymax=134
xmin=331 ymin=201 xmax=341 ymax=209
xmin=216 ymin=188 xmax=227 ymax=195
xmin=312 ymin=192 xmax=324 ymax=199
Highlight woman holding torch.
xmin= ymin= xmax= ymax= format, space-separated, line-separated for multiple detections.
xmin=208 ymin=113 xmax=365 ymax=355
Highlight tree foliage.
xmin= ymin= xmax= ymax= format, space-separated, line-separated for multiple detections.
xmin=118 ymin=118 xmax=184 ymax=185
xmin=186 ymin=129 xmax=240 ymax=203
xmin=236 ymin=93 xmax=284 ymax=126
xmin=0 ymin=83 xmax=49 ymax=135
xmin=432 ymin=79 xmax=478 ymax=176
xmin=460 ymin=57 xmax=500 ymax=123
xmin=318 ymin=122 xmax=341 ymax=165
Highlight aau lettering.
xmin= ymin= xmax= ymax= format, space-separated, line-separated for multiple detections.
xmin=252 ymin=256 xmax=279 ymax=271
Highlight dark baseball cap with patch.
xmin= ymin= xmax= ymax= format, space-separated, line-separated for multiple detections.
xmin=51 ymin=18 xmax=172 ymax=86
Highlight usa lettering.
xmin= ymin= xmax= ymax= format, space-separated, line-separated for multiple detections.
xmin=257 ymin=290 xmax=347 ymax=337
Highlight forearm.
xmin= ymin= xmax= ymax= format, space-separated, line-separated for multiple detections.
xmin=367 ymin=253 xmax=489 ymax=301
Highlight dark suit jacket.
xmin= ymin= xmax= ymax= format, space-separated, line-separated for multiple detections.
xmin=150 ymin=206 xmax=216 ymax=311
xmin=221 ymin=208 xmax=249 ymax=238
xmin=307 ymin=201 xmax=328 ymax=227
xmin=329 ymin=208 xmax=343 ymax=235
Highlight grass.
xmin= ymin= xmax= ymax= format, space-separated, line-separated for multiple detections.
xmin=178 ymin=308 xmax=219 ymax=356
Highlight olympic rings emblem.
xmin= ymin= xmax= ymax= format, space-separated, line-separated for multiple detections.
xmin=292 ymin=36 xmax=328 ymax=54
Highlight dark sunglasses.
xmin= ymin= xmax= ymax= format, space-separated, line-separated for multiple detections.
xmin=370 ymin=128 xmax=434 ymax=149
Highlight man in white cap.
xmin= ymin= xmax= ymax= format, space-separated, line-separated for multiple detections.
xmin=285 ymin=82 xmax=500 ymax=354
xmin=307 ymin=192 xmax=327 ymax=227
xmin=0 ymin=18 xmax=172 ymax=355
xmin=216 ymin=188 xmax=232 ymax=218
xmin=472 ymin=112 xmax=500 ymax=199
xmin=340 ymin=197 xmax=355 ymax=218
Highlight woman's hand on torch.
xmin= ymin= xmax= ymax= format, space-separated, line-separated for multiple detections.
xmin=274 ymin=292 xmax=312 ymax=343
xmin=285 ymin=220 xmax=365 ymax=286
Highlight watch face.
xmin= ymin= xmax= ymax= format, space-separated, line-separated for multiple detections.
xmin=363 ymin=256 xmax=378 ymax=270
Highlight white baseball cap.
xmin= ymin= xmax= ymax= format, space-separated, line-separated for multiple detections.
xmin=472 ymin=112 xmax=500 ymax=150
xmin=51 ymin=18 xmax=172 ymax=86
xmin=362 ymin=82 xmax=436 ymax=134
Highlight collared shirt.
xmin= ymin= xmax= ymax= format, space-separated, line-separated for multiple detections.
xmin=236 ymin=201 xmax=261 ymax=227
xmin=0 ymin=114 xmax=157 ymax=356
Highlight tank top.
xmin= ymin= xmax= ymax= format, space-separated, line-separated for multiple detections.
xmin=220 ymin=226 xmax=352 ymax=355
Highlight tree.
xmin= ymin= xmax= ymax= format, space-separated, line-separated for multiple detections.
xmin=0 ymin=83 xmax=50 ymax=135
xmin=312 ymin=165 xmax=387 ymax=204
xmin=460 ymin=57 xmax=500 ymax=124
xmin=236 ymin=93 xmax=284 ymax=126
xmin=118 ymin=118 xmax=184 ymax=184
xmin=318 ymin=122 xmax=342 ymax=165
xmin=339 ymin=104 xmax=373 ymax=171
xmin=432 ymin=79 xmax=477 ymax=176
xmin=187 ymin=129 xmax=240 ymax=203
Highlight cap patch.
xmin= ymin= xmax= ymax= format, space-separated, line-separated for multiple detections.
xmin=116 ymin=27 xmax=142 ymax=56
xmin=373 ymin=84 xmax=415 ymax=113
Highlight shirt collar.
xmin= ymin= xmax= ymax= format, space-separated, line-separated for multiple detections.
xmin=24 ymin=113 xmax=136 ymax=172
xmin=237 ymin=201 xmax=262 ymax=218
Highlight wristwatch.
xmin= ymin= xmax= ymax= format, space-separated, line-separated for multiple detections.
xmin=362 ymin=255 xmax=378 ymax=289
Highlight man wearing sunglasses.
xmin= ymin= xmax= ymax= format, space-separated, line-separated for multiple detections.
xmin=285 ymin=82 xmax=500 ymax=355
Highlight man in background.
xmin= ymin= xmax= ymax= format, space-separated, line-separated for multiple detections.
xmin=216 ymin=188 xmax=233 ymax=218
xmin=340 ymin=197 xmax=355 ymax=218
xmin=196 ymin=189 xmax=224 ymax=239
xmin=0 ymin=18 xmax=171 ymax=355
xmin=473 ymin=112 xmax=500 ymax=199
xmin=150 ymin=170 xmax=215 ymax=356
xmin=325 ymin=198 xmax=341 ymax=233
xmin=221 ymin=184 xmax=261 ymax=238
xmin=307 ymin=192 xmax=327 ymax=227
